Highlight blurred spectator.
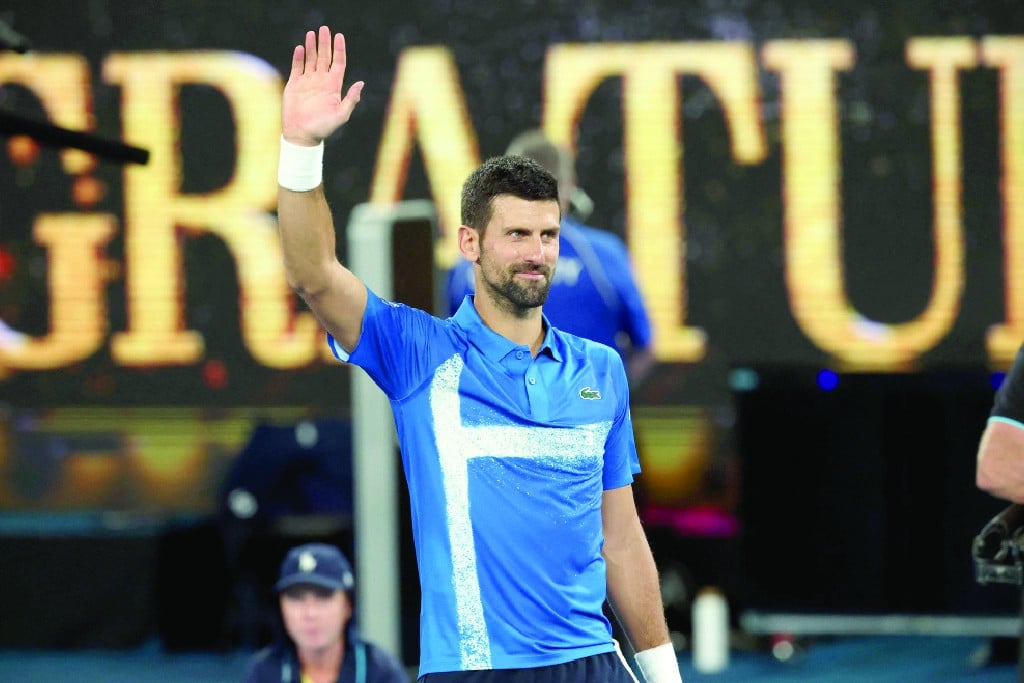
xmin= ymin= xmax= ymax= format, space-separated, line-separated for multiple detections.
xmin=244 ymin=543 xmax=408 ymax=683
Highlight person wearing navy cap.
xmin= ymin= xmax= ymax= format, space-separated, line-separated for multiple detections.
xmin=243 ymin=543 xmax=409 ymax=683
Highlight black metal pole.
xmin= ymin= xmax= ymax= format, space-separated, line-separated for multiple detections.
xmin=0 ymin=111 xmax=149 ymax=166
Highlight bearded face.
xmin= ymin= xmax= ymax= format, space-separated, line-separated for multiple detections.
xmin=476 ymin=244 xmax=554 ymax=314
xmin=467 ymin=195 xmax=560 ymax=318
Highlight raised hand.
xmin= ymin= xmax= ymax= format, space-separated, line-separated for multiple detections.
xmin=282 ymin=26 xmax=364 ymax=147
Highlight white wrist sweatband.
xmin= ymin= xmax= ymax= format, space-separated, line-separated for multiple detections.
xmin=278 ymin=135 xmax=324 ymax=192
xmin=635 ymin=643 xmax=683 ymax=683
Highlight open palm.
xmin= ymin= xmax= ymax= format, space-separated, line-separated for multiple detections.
xmin=282 ymin=26 xmax=364 ymax=146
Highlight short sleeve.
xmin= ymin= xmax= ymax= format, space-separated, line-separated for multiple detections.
xmin=992 ymin=343 xmax=1024 ymax=427
xmin=330 ymin=286 xmax=449 ymax=401
xmin=601 ymin=352 xmax=641 ymax=488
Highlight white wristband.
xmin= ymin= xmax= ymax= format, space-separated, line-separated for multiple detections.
xmin=278 ymin=135 xmax=324 ymax=192
xmin=634 ymin=643 xmax=683 ymax=683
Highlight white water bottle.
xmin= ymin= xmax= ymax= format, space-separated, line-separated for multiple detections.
xmin=692 ymin=587 xmax=729 ymax=673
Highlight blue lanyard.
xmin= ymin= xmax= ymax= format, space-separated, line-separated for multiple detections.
xmin=355 ymin=642 xmax=366 ymax=683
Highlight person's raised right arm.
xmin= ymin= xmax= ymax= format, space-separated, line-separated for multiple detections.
xmin=278 ymin=26 xmax=366 ymax=353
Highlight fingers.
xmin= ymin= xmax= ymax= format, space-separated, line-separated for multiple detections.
xmin=289 ymin=45 xmax=304 ymax=80
xmin=303 ymin=30 xmax=317 ymax=73
xmin=317 ymin=26 xmax=331 ymax=71
xmin=339 ymin=81 xmax=365 ymax=119
xmin=332 ymin=33 xmax=347 ymax=74
xmin=295 ymin=27 xmax=347 ymax=76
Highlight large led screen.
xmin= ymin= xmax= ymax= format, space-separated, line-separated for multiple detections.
xmin=1 ymin=2 xmax=1022 ymax=520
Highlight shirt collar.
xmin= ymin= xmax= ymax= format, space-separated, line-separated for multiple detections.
xmin=453 ymin=295 xmax=563 ymax=363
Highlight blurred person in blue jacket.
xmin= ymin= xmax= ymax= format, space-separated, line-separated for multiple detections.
xmin=244 ymin=543 xmax=409 ymax=683
xmin=445 ymin=130 xmax=655 ymax=387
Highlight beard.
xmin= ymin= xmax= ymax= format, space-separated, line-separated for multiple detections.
xmin=477 ymin=250 xmax=553 ymax=317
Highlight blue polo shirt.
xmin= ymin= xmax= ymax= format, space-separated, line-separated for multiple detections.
xmin=330 ymin=289 xmax=640 ymax=676
xmin=445 ymin=217 xmax=653 ymax=357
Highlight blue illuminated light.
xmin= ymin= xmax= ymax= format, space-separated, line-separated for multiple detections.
xmin=991 ymin=372 xmax=1007 ymax=392
xmin=817 ymin=369 xmax=839 ymax=391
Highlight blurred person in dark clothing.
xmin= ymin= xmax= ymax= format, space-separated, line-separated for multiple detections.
xmin=977 ymin=343 xmax=1024 ymax=502
xmin=244 ymin=543 xmax=409 ymax=683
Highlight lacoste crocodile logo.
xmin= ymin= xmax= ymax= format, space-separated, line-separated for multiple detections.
xmin=579 ymin=387 xmax=601 ymax=400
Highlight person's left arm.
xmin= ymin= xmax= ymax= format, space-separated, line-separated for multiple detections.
xmin=599 ymin=348 xmax=681 ymax=681
xmin=603 ymin=485 xmax=682 ymax=682
xmin=977 ymin=419 xmax=1024 ymax=503
xmin=603 ymin=485 xmax=668 ymax=649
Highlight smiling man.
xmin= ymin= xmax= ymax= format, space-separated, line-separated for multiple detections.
xmin=274 ymin=25 xmax=681 ymax=683
xmin=446 ymin=130 xmax=654 ymax=387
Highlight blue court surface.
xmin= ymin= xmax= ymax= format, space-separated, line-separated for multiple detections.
xmin=0 ymin=636 xmax=1017 ymax=682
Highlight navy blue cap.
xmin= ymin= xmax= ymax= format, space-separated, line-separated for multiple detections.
xmin=274 ymin=543 xmax=354 ymax=594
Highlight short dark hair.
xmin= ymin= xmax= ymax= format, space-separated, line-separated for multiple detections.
xmin=460 ymin=155 xmax=559 ymax=231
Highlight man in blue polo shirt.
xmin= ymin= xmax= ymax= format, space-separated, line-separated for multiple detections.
xmin=275 ymin=26 xmax=682 ymax=683
xmin=446 ymin=131 xmax=654 ymax=387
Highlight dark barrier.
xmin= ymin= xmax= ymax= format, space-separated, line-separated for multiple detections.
xmin=734 ymin=367 xmax=1019 ymax=632
xmin=0 ymin=515 xmax=159 ymax=648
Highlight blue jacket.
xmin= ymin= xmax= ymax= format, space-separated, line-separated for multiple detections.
xmin=243 ymin=637 xmax=409 ymax=683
